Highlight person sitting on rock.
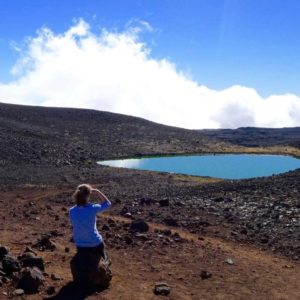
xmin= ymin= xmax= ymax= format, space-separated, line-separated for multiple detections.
xmin=70 ymin=184 xmax=111 ymax=260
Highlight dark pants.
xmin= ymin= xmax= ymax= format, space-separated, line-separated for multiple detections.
xmin=77 ymin=243 xmax=106 ymax=260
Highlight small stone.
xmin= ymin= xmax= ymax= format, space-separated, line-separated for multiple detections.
xmin=154 ymin=282 xmax=171 ymax=296
xmin=240 ymin=228 xmax=248 ymax=235
xmin=13 ymin=289 xmax=24 ymax=296
xmin=225 ymin=258 xmax=234 ymax=265
xmin=200 ymin=270 xmax=212 ymax=279
xmin=102 ymin=224 xmax=110 ymax=231
xmin=35 ymin=235 xmax=56 ymax=251
xmin=162 ymin=229 xmax=172 ymax=236
xmin=51 ymin=273 xmax=61 ymax=281
xmin=130 ymin=219 xmax=149 ymax=233
xmin=120 ymin=206 xmax=129 ymax=216
xmin=50 ymin=230 xmax=61 ymax=237
xmin=283 ymin=264 xmax=294 ymax=269
xmin=2 ymin=276 xmax=10 ymax=283
xmin=46 ymin=285 xmax=55 ymax=295
xmin=107 ymin=218 xmax=116 ymax=225
xmin=164 ymin=217 xmax=178 ymax=227
xmin=135 ymin=233 xmax=149 ymax=241
xmin=159 ymin=199 xmax=169 ymax=207
xmin=124 ymin=212 xmax=133 ymax=219
xmin=24 ymin=247 xmax=37 ymax=255
xmin=172 ymin=232 xmax=182 ymax=242
xmin=124 ymin=235 xmax=133 ymax=245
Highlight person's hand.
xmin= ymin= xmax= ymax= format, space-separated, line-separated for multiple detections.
xmin=92 ymin=188 xmax=109 ymax=202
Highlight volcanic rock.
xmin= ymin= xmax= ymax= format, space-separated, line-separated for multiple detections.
xmin=154 ymin=282 xmax=171 ymax=295
xmin=225 ymin=258 xmax=234 ymax=265
xmin=18 ymin=267 xmax=44 ymax=294
xmin=35 ymin=234 xmax=56 ymax=251
xmin=2 ymin=255 xmax=21 ymax=274
xmin=164 ymin=216 xmax=179 ymax=227
xmin=102 ymin=224 xmax=110 ymax=231
xmin=51 ymin=273 xmax=61 ymax=281
xmin=200 ymin=270 xmax=212 ymax=279
xmin=0 ymin=246 xmax=9 ymax=260
xmin=24 ymin=246 xmax=37 ymax=256
xmin=46 ymin=285 xmax=55 ymax=295
xmin=20 ymin=253 xmax=45 ymax=271
xmin=70 ymin=251 xmax=112 ymax=288
xmin=139 ymin=198 xmax=154 ymax=205
xmin=13 ymin=289 xmax=24 ymax=296
xmin=159 ymin=199 xmax=169 ymax=207
xmin=130 ymin=219 xmax=149 ymax=233
xmin=124 ymin=235 xmax=133 ymax=245
xmin=124 ymin=212 xmax=133 ymax=219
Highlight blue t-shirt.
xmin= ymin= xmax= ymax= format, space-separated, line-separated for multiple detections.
xmin=69 ymin=201 xmax=111 ymax=247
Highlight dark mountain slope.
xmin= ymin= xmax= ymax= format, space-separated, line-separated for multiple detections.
xmin=0 ymin=102 xmax=223 ymax=167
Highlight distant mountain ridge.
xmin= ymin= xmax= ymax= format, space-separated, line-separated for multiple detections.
xmin=200 ymin=127 xmax=300 ymax=148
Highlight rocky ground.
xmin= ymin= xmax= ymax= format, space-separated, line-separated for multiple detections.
xmin=0 ymin=185 xmax=299 ymax=300
xmin=0 ymin=102 xmax=300 ymax=299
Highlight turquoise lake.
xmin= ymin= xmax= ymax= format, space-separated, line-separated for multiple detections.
xmin=98 ymin=154 xmax=300 ymax=179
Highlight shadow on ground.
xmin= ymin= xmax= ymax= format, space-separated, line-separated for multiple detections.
xmin=44 ymin=282 xmax=107 ymax=300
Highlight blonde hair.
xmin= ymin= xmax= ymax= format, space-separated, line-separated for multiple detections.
xmin=73 ymin=184 xmax=92 ymax=206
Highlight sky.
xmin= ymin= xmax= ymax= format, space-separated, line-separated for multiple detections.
xmin=0 ymin=0 xmax=300 ymax=129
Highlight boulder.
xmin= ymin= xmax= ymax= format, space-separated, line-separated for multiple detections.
xmin=70 ymin=251 xmax=112 ymax=288
xmin=18 ymin=267 xmax=44 ymax=294
xmin=20 ymin=253 xmax=45 ymax=271
xmin=130 ymin=219 xmax=149 ymax=233
xmin=2 ymin=255 xmax=21 ymax=274
xmin=0 ymin=246 xmax=9 ymax=260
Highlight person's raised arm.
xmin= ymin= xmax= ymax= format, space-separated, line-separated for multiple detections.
xmin=92 ymin=188 xmax=111 ymax=211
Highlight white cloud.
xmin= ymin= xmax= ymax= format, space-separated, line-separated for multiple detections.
xmin=1 ymin=19 xmax=300 ymax=129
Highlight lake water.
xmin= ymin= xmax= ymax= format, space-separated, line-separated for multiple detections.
xmin=98 ymin=154 xmax=300 ymax=179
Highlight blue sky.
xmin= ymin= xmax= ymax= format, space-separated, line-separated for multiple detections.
xmin=0 ymin=0 xmax=300 ymax=129
xmin=1 ymin=0 xmax=300 ymax=96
